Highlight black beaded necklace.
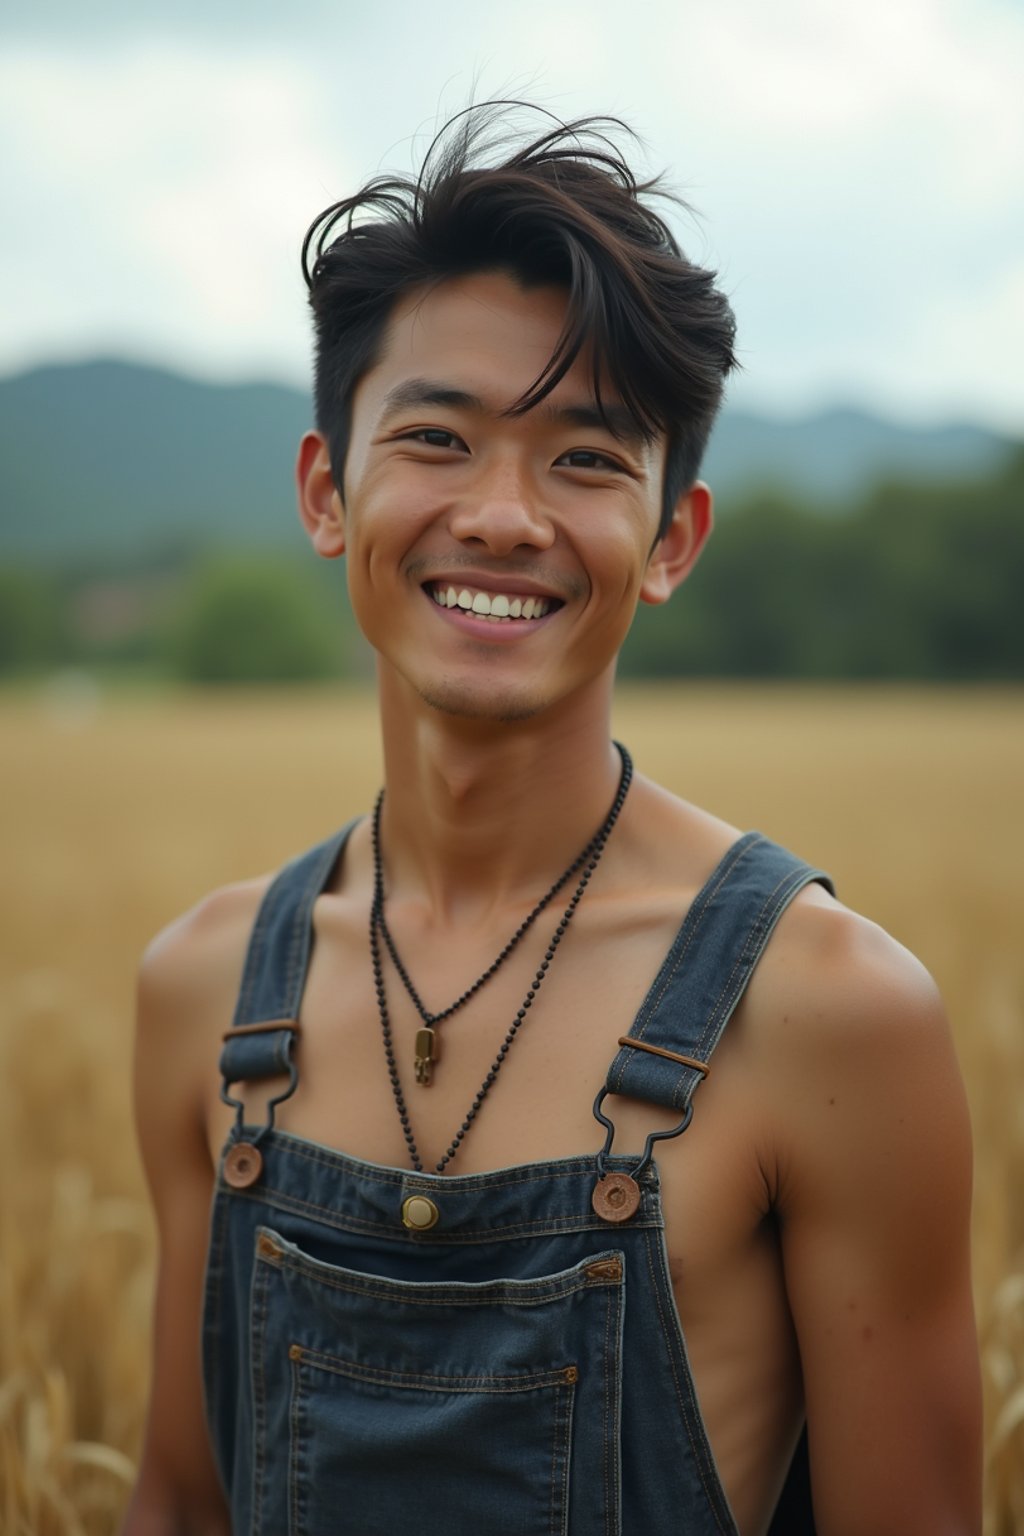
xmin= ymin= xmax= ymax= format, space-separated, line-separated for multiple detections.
xmin=370 ymin=742 xmax=633 ymax=1174
xmin=373 ymin=810 xmax=595 ymax=1087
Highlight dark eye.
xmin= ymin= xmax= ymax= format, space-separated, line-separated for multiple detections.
xmin=558 ymin=449 xmax=620 ymax=471
xmin=410 ymin=428 xmax=464 ymax=450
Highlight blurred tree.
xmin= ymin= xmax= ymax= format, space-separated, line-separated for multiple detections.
xmin=620 ymin=449 xmax=1024 ymax=680
xmin=165 ymin=555 xmax=347 ymax=683
xmin=0 ymin=567 xmax=65 ymax=673
xmin=859 ymin=449 xmax=1024 ymax=679
xmin=7 ymin=450 xmax=1017 ymax=685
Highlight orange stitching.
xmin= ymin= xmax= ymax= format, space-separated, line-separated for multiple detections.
xmin=268 ymin=1256 xmax=597 ymax=1309
xmin=296 ymin=1348 xmax=572 ymax=1393
xmin=289 ymin=1351 xmax=302 ymax=1536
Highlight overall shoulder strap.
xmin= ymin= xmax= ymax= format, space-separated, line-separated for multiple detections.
xmin=219 ymin=818 xmax=360 ymax=1087
xmin=604 ymin=831 xmax=834 ymax=1114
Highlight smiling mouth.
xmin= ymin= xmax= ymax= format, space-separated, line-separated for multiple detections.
xmin=424 ymin=581 xmax=564 ymax=623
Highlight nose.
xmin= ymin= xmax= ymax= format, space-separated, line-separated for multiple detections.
xmin=447 ymin=457 xmax=555 ymax=556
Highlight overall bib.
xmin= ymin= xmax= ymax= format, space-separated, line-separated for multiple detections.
xmin=203 ymin=823 xmax=833 ymax=1535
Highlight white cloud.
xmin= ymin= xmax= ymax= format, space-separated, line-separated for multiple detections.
xmin=0 ymin=0 xmax=1021 ymax=430
xmin=0 ymin=42 xmax=344 ymax=378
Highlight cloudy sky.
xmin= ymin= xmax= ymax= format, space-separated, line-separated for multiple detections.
xmin=2 ymin=0 xmax=1022 ymax=431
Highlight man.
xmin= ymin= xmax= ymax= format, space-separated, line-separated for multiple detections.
xmin=123 ymin=106 xmax=981 ymax=1535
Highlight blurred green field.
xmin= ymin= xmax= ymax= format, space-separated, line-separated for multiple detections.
xmin=1 ymin=683 xmax=1022 ymax=1532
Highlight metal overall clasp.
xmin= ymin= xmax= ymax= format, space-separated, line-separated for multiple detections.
xmin=218 ymin=1020 xmax=301 ymax=1189
xmin=590 ymin=1087 xmax=694 ymax=1222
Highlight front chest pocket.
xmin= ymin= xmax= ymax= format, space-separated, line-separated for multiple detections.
xmin=248 ymin=1226 xmax=625 ymax=1536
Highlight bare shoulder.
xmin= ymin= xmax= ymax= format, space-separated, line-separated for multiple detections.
xmin=742 ymin=882 xmax=970 ymax=1188
xmin=632 ymin=780 xmax=955 ymax=1084
xmin=138 ymin=874 xmax=274 ymax=1013
xmin=134 ymin=876 xmax=274 ymax=1174
xmin=746 ymin=882 xmax=958 ymax=1093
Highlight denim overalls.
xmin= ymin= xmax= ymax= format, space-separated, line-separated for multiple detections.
xmin=203 ymin=821 xmax=833 ymax=1536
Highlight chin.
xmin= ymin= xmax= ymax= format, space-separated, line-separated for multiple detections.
xmin=414 ymin=678 xmax=549 ymax=724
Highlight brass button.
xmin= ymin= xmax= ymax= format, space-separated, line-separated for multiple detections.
xmin=224 ymin=1142 xmax=263 ymax=1189
xmin=401 ymin=1194 xmax=440 ymax=1231
xmin=591 ymin=1172 xmax=641 ymax=1223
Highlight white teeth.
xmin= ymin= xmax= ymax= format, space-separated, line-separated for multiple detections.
xmin=430 ymin=583 xmax=556 ymax=621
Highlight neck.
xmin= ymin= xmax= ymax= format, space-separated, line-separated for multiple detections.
xmin=376 ymin=668 xmax=624 ymax=922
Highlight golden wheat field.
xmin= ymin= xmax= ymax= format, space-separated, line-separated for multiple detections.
xmin=1 ymin=682 xmax=1022 ymax=1534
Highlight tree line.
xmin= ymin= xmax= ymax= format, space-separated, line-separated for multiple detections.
xmin=2 ymin=448 xmax=1021 ymax=683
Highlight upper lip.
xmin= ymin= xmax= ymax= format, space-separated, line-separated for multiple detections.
xmin=420 ymin=571 xmax=568 ymax=602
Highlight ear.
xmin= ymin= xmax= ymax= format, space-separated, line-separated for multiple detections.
xmin=639 ymin=482 xmax=713 ymax=606
xmin=296 ymin=431 xmax=346 ymax=559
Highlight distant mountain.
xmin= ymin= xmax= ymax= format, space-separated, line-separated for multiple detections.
xmin=0 ymin=360 xmax=310 ymax=564
xmin=0 ymin=359 xmax=1016 ymax=563
xmin=702 ymin=406 xmax=1014 ymax=508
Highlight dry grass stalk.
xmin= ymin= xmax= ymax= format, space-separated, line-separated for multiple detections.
xmin=1 ymin=685 xmax=1020 ymax=1530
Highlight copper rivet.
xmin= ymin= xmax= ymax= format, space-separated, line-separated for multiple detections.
xmin=289 ymin=1344 xmax=302 ymax=1361
xmin=591 ymin=1172 xmax=641 ymax=1224
xmin=224 ymin=1142 xmax=263 ymax=1189
xmin=401 ymin=1194 xmax=440 ymax=1231
xmin=565 ymin=1366 xmax=579 ymax=1384
xmin=256 ymin=1232 xmax=280 ymax=1259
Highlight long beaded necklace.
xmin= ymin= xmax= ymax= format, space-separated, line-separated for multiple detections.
xmin=373 ymin=806 xmax=599 ymax=1087
xmin=370 ymin=742 xmax=633 ymax=1174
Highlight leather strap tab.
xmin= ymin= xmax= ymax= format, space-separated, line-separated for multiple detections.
xmin=220 ymin=819 xmax=359 ymax=1085
xmin=604 ymin=832 xmax=833 ymax=1113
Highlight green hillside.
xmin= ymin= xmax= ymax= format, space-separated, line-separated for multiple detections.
xmin=0 ymin=361 xmax=310 ymax=562
xmin=0 ymin=359 xmax=1016 ymax=562
xmin=1 ymin=359 xmax=1021 ymax=684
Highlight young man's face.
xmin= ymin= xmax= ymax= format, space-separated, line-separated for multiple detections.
xmin=304 ymin=269 xmax=709 ymax=722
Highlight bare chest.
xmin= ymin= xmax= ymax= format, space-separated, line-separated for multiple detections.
xmin=208 ymin=893 xmax=707 ymax=1169
xmin=205 ymin=889 xmax=777 ymax=1255
xmin=202 ymin=893 xmax=803 ymax=1528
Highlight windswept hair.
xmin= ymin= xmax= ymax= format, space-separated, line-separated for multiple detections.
xmin=302 ymin=103 xmax=738 ymax=536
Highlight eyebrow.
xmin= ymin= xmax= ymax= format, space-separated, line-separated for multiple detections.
xmin=378 ymin=377 xmax=650 ymax=450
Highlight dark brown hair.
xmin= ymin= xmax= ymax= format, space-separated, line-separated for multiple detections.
xmin=301 ymin=104 xmax=738 ymax=538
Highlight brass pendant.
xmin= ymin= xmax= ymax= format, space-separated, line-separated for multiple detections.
xmin=414 ymin=1026 xmax=438 ymax=1086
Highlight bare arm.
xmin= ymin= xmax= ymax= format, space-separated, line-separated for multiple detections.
xmin=768 ymin=905 xmax=981 ymax=1535
xmin=121 ymin=887 xmax=264 ymax=1536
